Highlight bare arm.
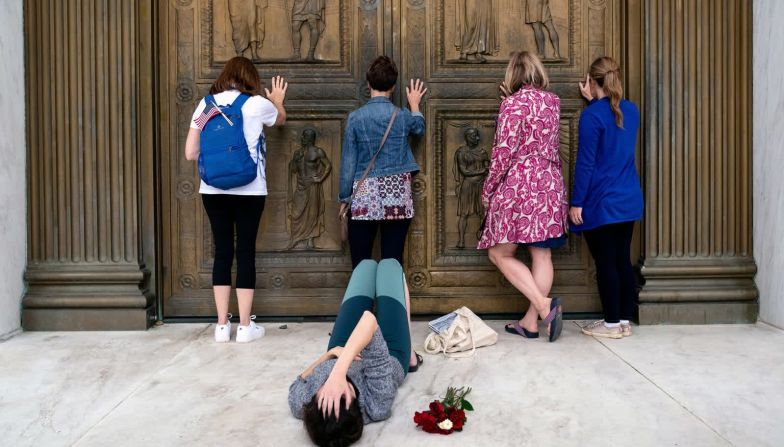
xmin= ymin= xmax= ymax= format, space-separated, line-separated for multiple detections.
xmin=333 ymin=311 xmax=377 ymax=377
xmin=184 ymin=128 xmax=200 ymax=161
xmin=318 ymin=311 xmax=378 ymax=418
xmin=406 ymin=78 xmax=427 ymax=114
xmin=265 ymin=76 xmax=289 ymax=126
xmin=300 ymin=350 xmax=334 ymax=380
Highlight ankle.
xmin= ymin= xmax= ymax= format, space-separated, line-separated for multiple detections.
xmin=217 ymin=313 xmax=232 ymax=326
xmin=535 ymin=298 xmax=552 ymax=318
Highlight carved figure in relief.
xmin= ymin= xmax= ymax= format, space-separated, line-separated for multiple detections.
xmin=455 ymin=0 xmax=500 ymax=63
xmin=526 ymin=0 xmax=562 ymax=59
xmin=453 ymin=127 xmax=490 ymax=249
xmin=290 ymin=0 xmax=326 ymax=61
xmin=287 ymin=129 xmax=332 ymax=250
xmin=228 ymin=0 xmax=268 ymax=62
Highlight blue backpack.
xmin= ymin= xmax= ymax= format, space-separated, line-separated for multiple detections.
xmin=198 ymin=93 xmax=263 ymax=190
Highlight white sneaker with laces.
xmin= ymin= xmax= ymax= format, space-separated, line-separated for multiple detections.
xmin=214 ymin=313 xmax=233 ymax=343
xmin=236 ymin=315 xmax=265 ymax=343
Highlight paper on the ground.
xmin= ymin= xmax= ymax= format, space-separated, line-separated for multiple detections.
xmin=429 ymin=312 xmax=457 ymax=333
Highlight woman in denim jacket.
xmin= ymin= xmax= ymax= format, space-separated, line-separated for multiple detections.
xmin=339 ymin=55 xmax=427 ymax=372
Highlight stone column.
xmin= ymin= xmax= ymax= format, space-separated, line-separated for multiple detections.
xmin=23 ymin=0 xmax=156 ymax=330
xmin=639 ymin=0 xmax=757 ymax=323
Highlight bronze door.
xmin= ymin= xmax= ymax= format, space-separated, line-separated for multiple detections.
xmin=160 ymin=0 xmax=622 ymax=318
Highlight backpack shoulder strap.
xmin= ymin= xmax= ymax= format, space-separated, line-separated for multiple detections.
xmin=229 ymin=93 xmax=251 ymax=111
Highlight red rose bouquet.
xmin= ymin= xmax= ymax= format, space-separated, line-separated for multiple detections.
xmin=413 ymin=386 xmax=474 ymax=435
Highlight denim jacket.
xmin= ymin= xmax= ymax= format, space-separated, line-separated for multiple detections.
xmin=339 ymin=97 xmax=425 ymax=203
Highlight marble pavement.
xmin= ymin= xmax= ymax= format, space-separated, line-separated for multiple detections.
xmin=1 ymin=321 xmax=782 ymax=447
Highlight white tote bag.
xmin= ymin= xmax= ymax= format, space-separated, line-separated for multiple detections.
xmin=423 ymin=307 xmax=498 ymax=358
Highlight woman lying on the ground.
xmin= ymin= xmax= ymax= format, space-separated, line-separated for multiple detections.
xmin=288 ymin=259 xmax=412 ymax=447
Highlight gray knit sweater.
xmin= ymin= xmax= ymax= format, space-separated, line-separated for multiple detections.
xmin=288 ymin=329 xmax=405 ymax=424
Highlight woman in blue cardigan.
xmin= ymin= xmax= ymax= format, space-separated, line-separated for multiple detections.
xmin=569 ymin=57 xmax=643 ymax=339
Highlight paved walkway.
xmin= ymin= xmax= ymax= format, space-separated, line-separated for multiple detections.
xmin=1 ymin=321 xmax=782 ymax=447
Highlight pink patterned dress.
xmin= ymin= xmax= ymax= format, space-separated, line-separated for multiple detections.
xmin=477 ymin=87 xmax=568 ymax=249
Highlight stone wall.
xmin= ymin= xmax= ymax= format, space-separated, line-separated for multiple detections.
xmin=754 ymin=0 xmax=784 ymax=329
xmin=0 ymin=0 xmax=26 ymax=338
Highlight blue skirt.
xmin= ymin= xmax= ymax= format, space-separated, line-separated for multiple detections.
xmin=519 ymin=233 xmax=568 ymax=249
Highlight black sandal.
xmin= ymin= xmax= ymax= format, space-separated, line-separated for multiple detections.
xmin=408 ymin=352 xmax=424 ymax=373
xmin=504 ymin=321 xmax=540 ymax=338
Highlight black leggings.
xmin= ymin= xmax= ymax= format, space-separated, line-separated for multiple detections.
xmin=583 ymin=221 xmax=637 ymax=324
xmin=201 ymin=194 xmax=265 ymax=289
xmin=347 ymin=217 xmax=412 ymax=269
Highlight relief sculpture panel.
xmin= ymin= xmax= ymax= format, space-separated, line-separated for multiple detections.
xmin=207 ymin=0 xmax=344 ymax=68
xmin=258 ymin=121 xmax=344 ymax=254
xmin=286 ymin=128 xmax=332 ymax=249
xmin=445 ymin=0 xmax=569 ymax=65
xmin=162 ymin=0 xmax=619 ymax=317
xmin=451 ymin=126 xmax=490 ymax=249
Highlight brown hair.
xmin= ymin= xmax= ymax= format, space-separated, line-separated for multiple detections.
xmin=589 ymin=56 xmax=624 ymax=128
xmin=504 ymin=51 xmax=549 ymax=94
xmin=209 ymin=56 xmax=262 ymax=96
xmin=366 ymin=56 xmax=398 ymax=92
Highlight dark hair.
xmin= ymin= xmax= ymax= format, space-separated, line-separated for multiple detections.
xmin=303 ymin=393 xmax=363 ymax=447
xmin=210 ymin=56 xmax=262 ymax=96
xmin=366 ymin=56 xmax=398 ymax=92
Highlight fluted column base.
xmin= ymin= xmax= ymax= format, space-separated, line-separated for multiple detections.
xmin=22 ymin=264 xmax=154 ymax=331
xmin=639 ymin=258 xmax=758 ymax=324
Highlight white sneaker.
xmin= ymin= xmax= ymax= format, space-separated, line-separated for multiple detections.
xmin=235 ymin=316 xmax=265 ymax=343
xmin=214 ymin=313 xmax=233 ymax=343
xmin=581 ymin=320 xmax=623 ymax=339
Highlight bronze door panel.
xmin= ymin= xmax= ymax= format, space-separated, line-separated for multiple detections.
xmin=160 ymin=0 xmax=620 ymax=318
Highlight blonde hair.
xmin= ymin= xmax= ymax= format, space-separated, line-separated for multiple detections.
xmin=504 ymin=51 xmax=549 ymax=93
xmin=589 ymin=57 xmax=624 ymax=128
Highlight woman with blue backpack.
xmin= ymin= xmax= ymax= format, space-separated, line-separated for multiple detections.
xmin=184 ymin=56 xmax=288 ymax=343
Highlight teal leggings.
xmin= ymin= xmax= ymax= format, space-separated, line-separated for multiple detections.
xmin=328 ymin=259 xmax=410 ymax=375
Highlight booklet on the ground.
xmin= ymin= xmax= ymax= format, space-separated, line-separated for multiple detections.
xmin=429 ymin=312 xmax=457 ymax=333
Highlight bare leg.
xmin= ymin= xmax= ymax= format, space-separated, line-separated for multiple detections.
xmin=531 ymin=22 xmax=546 ymax=56
xmin=518 ymin=247 xmax=554 ymax=331
xmin=237 ymin=288 xmax=254 ymax=326
xmin=214 ymin=285 xmax=231 ymax=325
xmin=489 ymin=243 xmax=553 ymax=322
xmin=544 ymin=19 xmax=561 ymax=58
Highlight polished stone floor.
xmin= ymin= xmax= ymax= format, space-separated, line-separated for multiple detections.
xmin=0 ymin=321 xmax=782 ymax=447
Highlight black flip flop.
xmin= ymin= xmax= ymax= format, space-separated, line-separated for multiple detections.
xmin=543 ymin=297 xmax=563 ymax=342
xmin=408 ymin=351 xmax=424 ymax=373
xmin=504 ymin=321 xmax=539 ymax=339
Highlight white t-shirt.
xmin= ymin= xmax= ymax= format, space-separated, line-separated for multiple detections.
xmin=190 ymin=90 xmax=278 ymax=195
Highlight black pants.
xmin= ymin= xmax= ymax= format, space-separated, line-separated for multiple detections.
xmin=347 ymin=217 xmax=412 ymax=269
xmin=583 ymin=221 xmax=637 ymax=324
xmin=201 ymin=194 xmax=265 ymax=289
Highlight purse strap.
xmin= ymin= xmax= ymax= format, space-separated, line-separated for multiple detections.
xmin=423 ymin=310 xmax=478 ymax=359
xmin=351 ymin=108 xmax=399 ymax=202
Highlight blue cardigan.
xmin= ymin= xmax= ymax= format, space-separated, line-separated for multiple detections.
xmin=570 ymin=98 xmax=644 ymax=232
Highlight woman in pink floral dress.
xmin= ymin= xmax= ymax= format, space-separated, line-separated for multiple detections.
xmin=478 ymin=51 xmax=568 ymax=342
